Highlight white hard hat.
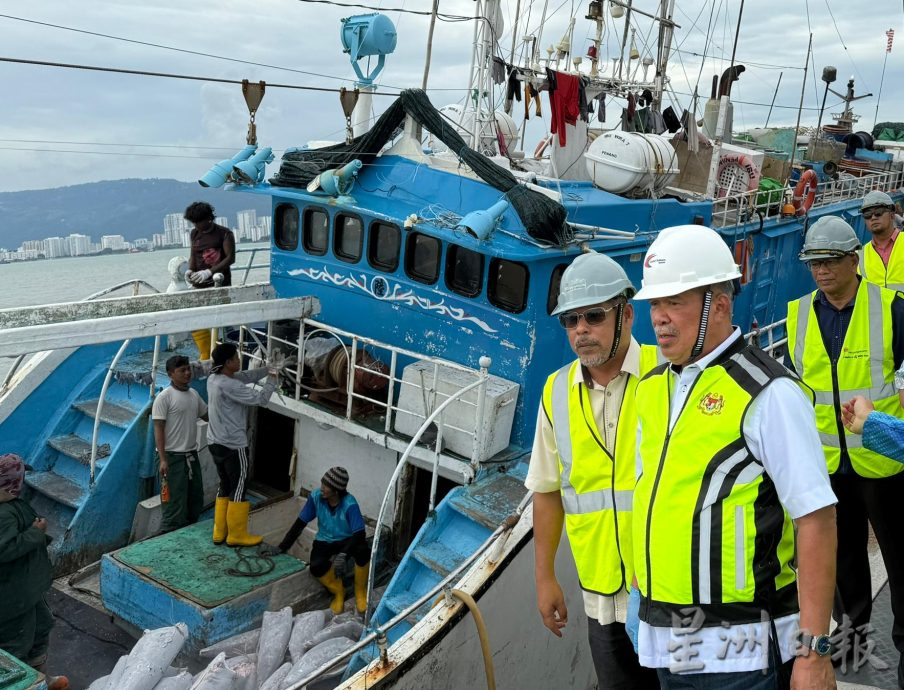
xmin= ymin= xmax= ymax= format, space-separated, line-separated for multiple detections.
xmin=798 ymin=216 xmax=861 ymax=260
xmin=634 ymin=225 xmax=741 ymax=301
xmin=860 ymin=190 xmax=895 ymax=212
xmin=551 ymin=251 xmax=635 ymax=315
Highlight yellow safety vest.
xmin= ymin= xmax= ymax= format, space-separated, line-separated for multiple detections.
xmin=541 ymin=345 xmax=660 ymax=596
xmin=633 ymin=342 xmax=799 ymax=627
xmin=787 ymin=280 xmax=904 ymax=478
xmin=860 ymin=239 xmax=904 ymax=292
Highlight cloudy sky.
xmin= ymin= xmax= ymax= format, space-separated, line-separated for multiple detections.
xmin=1 ymin=0 xmax=902 ymax=192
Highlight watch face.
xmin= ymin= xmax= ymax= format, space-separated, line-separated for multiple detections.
xmin=815 ymin=635 xmax=832 ymax=656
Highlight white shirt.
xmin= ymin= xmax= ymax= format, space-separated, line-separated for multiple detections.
xmin=152 ymin=386 xmax=207 ymax=452
xmin=526 ymin=339 xmax=642 ymax=624
xmin=636 ymin=328 xmax=837 ymax=673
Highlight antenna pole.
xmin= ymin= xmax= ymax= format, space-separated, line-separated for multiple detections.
xmin=874 ymin=32 xmax=892 ymax=128
xmin=728 ymin=0 xmax=745 ymax=75
xmin=422 ymin=0 xmax=440 ymax=90
xmin=764 ymin=72 xmax=783 ymax=128
xmin=789 ymin=33 xmax=813 ymax=170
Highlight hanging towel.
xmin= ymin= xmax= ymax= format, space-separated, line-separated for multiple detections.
xmin=491 ymin=57 xmax=506 ymax=85
xmin=548 ymin=69 xmax=581 ymax=146
xmin=597 ymin=97 xmax=606 ymax=122
xmin=505 ymin=68 xmax=522 ymax=114
xmin=529 ymin=83 xmax=542 ymax=117
xmin=662 ymin=106 xmax=681 ymax=133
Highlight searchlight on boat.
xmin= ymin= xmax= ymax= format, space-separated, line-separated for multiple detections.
xmin=232 ymin=147 xmax=274 ymax=185
xmin=198 ymin=145 xmax=257 ymax=188
xmin=455 ymin=198 xmax=510 ymax=241
xmin=306 ymin=159 xmax=363 ymax=202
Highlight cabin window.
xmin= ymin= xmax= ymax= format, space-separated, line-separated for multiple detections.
xmin=368 ymin=221 xmax=401 ymax=272
xmin=274 ymin=204 xmax=299 ymax=250
xmin=335 ymin=215 xmax=363 ymax=263
xmin=302 ymin=208 xmax=329 ymax=256
xmin=547 ymin=264 xmax=568 ymax=314
xmin=489 ymin=258 xmax=529 ymax=313
xmin=445 ymin=245 xmax=484 ymax=297
xmin=405 ymin=233 xmax=441 ymax=284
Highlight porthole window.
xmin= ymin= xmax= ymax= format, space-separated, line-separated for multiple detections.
xmin=547 ymin=264 xmax=568 ymax=314
xmin=302 ymin=208 xmax=329 ymax=256
xmin=489 ymin=258 xmax=529 ymax=313
xmin=405 ymin=233 xmax=441 ymax=284
xmin=335 ymin=215 xmax=363 ymax=263
xmin=368 ymin=222 xmax=401 ymax=272
xmin=445 ymin=245 xmax=484 ymax=298
xmin=274 ymin=204 xmax=299 ymax=250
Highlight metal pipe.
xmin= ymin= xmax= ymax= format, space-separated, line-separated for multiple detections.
xmin=428 ymin=416 xmax=445 ymax=513
xmin=471 ymin=356 xmax=491 ymax=468
xmin=90 ymin=339 xmax=131 ymax=485
xmin=384 ymin=350 xmax=397 ymax=434
xmin=422 ymin=0 xmax=441 ymax=90
xmin=764 ymin=72 xmax=783 ymax=128
xmin=789 ymin=33 xmax=813 ymax=171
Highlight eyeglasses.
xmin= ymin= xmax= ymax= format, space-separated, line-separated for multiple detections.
xmin=806 ymin=256 xmax=847 ymax=271
xmin=558 ymin=304 xmax=619 ymax=329
xmin=862 ymin=208 xmax=890 ymax=220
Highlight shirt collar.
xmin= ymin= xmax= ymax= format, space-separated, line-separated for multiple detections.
xmin=815 ymin=277 xmax=861 ymax=310
xmin=570 ymin=337 xmax=641 ymax=388
xmin=669 ymin=327 xmax=742 ymax=375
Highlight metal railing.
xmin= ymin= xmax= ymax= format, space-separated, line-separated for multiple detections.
xmin=234 ymin=245 xmax=270 ymax=285
xmin=711 ymin=168 xmax=903 ymax=229
xmin=744 ymin=318 xmax=787 ymax=358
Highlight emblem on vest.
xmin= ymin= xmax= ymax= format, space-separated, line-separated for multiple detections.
xmin=698 ymin=392 xmax=725 ymax=415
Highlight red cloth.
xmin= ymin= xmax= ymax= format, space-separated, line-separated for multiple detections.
xmin=549 ymin=71 xmax=581 ymax=146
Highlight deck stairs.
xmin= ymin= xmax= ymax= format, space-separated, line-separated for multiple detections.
xmin=16 ymin=341 xmax=193 ymax=574
xmin=344 ymin=463 xmax=528 ymax=678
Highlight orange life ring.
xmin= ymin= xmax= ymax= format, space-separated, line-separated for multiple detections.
xmin=534 ymin=134 xmax=552 ymax=158
xmin=717 ymin=154 xmax=761 ymax=197
xmin=792 ymin=169 xmax=818 ymax=215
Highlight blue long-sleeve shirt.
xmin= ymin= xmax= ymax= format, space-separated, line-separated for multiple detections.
xmin=863 ymin=411 xmax=904 ymax=464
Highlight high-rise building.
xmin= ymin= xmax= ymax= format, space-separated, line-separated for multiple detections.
xmin=258 ymin=216 xmax=271 ymax=239
xmin=44 ymin=237 xmax=68 ymax=259
xmin=163 ymin=212 xmax=191 ymax=247
xmin=236 ymin=210 xmax=257 ymax=242
xmin=215 ymin=216 xmax=229 ymax=228
xmin=68 ymin=233 xmax=90 ymax=256
xmin=152 ymin=233 xmax=166 ymax=248
xmin=101 ymin=235 xmax=126 ymax=251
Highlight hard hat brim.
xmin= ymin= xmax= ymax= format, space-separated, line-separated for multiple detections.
xmin=634 ymin=272 xmax=741 ymax=301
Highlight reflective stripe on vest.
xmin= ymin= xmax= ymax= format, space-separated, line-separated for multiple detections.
xmin=860 ymin=240 xmax=904 ymax=292
xmin=542 ymin=344 xmax=660 ymax=595
xmin=633 ymin=344 xmax=799 ymax=626
xmin=788 ymin=281 xmax=904 ymax=478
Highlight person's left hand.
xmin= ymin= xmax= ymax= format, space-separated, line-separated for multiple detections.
xmin=190 ymin=269 xmax=212 ymax=285
xmin=626 ymin=585 xmax=641 ymax=654
xmin=841 ymin=395 xmax=874 ymax=435
xmin=790 ymin=654 xmax=836 ymax=689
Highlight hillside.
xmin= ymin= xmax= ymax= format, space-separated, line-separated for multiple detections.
xmin=0 ymin=179 xmax=271 ymax=249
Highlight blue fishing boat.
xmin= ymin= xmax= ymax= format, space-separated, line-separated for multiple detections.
xmin=0 ymin=2 xmax=899 ymax=688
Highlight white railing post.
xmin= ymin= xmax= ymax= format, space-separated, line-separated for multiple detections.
xmin=384 ymin=350 xmax=397 ymax=434
xmin=346 ymin=337 xmax=358 ymax=419
xmin=90 ymin=339 xmax=131 ymax=485
xmin=295 ymin=319 xmax=306 ymax=401
xmin=427 ymin=416 xmax=446 ymax=514
xmin=470 ymin=356 xmax=492 ymax=469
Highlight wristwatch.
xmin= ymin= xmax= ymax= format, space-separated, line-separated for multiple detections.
xmin=800 ymin=632 xmax=832 ymax=657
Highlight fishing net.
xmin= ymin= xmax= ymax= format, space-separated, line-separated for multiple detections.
xmin=271 ymin=89 xmax=568 ymax=245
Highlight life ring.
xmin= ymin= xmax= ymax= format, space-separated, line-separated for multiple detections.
xmin=792 ymin=169 xmax=818 ymax=215
xmin=716 ymin=154 xmax=760 ymax=197
xmin=534 ymin=134 xmax=552 ymax=158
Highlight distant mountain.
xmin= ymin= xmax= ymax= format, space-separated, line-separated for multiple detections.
xmin=0 ymin=179 xmax=272 ymax=249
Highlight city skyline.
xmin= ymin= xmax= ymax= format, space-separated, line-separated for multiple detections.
xmin=0 ymin=208 xmax=270 ymax=263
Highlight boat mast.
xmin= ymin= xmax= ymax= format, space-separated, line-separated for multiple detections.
xmin=789 ymin=33 xmax=813 ymax=170
xmin=653 ymin=0 xmax=676 ymax=110
xmin=422 ymin=0 xmax=440 ymax=89
xmin=618 ymin=0 xmax=635 ymax=80
xmin=466 ymin=0 xmax=501 ymax=153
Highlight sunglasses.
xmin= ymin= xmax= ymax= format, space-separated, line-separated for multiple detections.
xmin=862 ymin=208 xmax=890 ymax=220
xmin=558 ymin=304 xmax=619 ymax=329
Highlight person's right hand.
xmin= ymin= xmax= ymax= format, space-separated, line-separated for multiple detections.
xmin=536 ymin=577 xmax=568 ymax=636
xmin=842 ymin=395 xmax=874 ymax=435
xmin=33 ymin=517 xmax=47 ymax=532
xmin=158 ymin=457 xmax=168 ymax=478
xmin=626 ymin=585 xmax=641 ymax=653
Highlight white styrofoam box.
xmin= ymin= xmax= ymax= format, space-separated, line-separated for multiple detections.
xmin=392 ymin=361 xmax=519 ymax=462
xmin=720 ymin=142 xmax=765 ymax=169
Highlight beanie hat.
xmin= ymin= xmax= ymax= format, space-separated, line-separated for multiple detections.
xmin=322 ymin=466 xmax=349 ymax=493
xmin=0 ymin=454 xmax=27 ymax=500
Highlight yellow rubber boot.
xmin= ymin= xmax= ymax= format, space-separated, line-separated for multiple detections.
xmin=354 ymin=563 xmax=370 ymax=614
xmin=317 ymin=569 xmax=345 ymax=614
xmin=191 ymin=329 xmax=212 ymax=360
xmin=225 ymin=500 xmax=263 ymax=546
xmin=212 ymin=496 xmax=229 ymax=544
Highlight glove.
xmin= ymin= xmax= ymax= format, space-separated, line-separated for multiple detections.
xmin=183 ymin=269 xmax=194 ymax=283
xmin=190 ymin=269 xmax=213 ymax=285
xmin=626 ymin=585 xmax=640 ymax=654
xmin=259 ymin=543 xmax=282 ymax=557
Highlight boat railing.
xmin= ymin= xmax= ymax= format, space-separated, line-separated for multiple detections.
xmin=711 ymin=168 xmax=903 ymax=229
xmin=282 ymin=491 xmax=532 ymax=690
xmin=233 ymin=245 xmax=270 ymax=285
xmin=744 ymin=318 xmax=787 ymax=358
xmin=234 ymin=317 xmax=494 ymax=470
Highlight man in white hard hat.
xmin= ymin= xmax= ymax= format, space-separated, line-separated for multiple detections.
xmin=787 ymin=215 xmax=904 ymax=687
xmin=627 ymin=225 xmax=837 ymax=688
xmin=859 ymin=190 xmax=904 ymax=291
xmin=526 ymin=251 xmax=660 ymax=688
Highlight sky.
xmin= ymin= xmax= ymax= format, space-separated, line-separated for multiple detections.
xmin=1 ymin=0 xmax=902 ymax=193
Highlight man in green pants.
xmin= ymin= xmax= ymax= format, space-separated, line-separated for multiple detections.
xmin=152 ymin=355 xmax=209 ymax=532
xmin=0 ymin=453 xmax=68 ymax=689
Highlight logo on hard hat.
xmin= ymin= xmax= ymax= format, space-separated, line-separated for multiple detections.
xmin=698 ymin=392 xmax=725 ymax=416
xmin=645 ymin=253 xmax=666 ymax=268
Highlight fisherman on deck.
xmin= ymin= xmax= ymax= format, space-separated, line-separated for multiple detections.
xmin=525 ymin=252 xmax=660 ymax=688
xmin=629 ymin=225 xmax=837 ymax=689
xmin=0 ymin=453 xmax=69 ymax=690
xmin=787 ymin=215 xmax=904 ymax=686
xmin=152 ymin=355 xmax=208 ymax=533
xmin=859 ymin=190 xmax=904 ymax=291
xmin=265 ymin=467 xmax=370 ymax=615
xmin=183 ymin=201 xmax=236 ymax=360
xmin=207 ymin=343 xmax=279 ymax=548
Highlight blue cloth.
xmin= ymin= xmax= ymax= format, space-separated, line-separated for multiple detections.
xmin=299 ymin=489 xmax=365 ymax=543
xmin=626 ymin=585 xmax=640 ymax=654
xmin=863 ymin=411 xmax=904 ymax=463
